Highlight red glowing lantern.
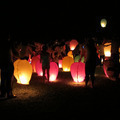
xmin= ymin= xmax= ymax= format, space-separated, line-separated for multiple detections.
xmin=62 ymin=56 xmax=74 ymax=72
xmin=59 ymin=59 xmax=62 ymax=68
xmin=70 ymin=62 xmax=85 ymax=83
xmin=31 ymin=55 xmax=40 ymax=72
xmin=49 ymin=62 xmax=59 ymax=81
xmin=36 ymin=62 xmax=58 ymax=82
xmin=70 ymin=39 xmax=78 ymax=51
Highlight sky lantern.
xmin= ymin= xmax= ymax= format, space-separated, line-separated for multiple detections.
xmin=31 ymin=55 xmax=40 ymax=72
xmin=62 ymin=56 xmax=74 ymax=72
xmin=104 ymin=43 xmax=111 ymax=57
xmin=59 ymin=59 xmax=62 ymax=68
xmin=36 ymin=62 xmax=58 ymax=82
xmin=70 ymin=39 xmax=78 ymax=51
xmin=14 ymin=59 xmax=32 ymax=85
xmin=49 ymin=62 xmax=59 ymax=81
xmin=67 ymin=51 xmax=73 ymax=58
xmin=74 ymin=55 xmax=84 ymax=63
xmin=70 ymin=62 xmax=85 ymax=83
xmin=100 ymin=19 xmax=107 ymax=28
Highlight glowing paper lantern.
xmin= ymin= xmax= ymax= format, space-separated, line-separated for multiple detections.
xmin=14 ymin=59 xmax=32 ymax=85
xmin=36 ymin=62 xmax=58 ymax=82
xmin=70 ymin=39 xmax=78 ymax=51
xmin=74 ymin=55 xmax=85 ymax=63
xmin=49 ymin=62 xmax=59 ymax=81
xmin=100 ymin=19 xmax=107 ymax=28
xmin=67 ymin=51 xmax=73 ymax=58
xmin=104 ymin=43 xmax=111 ymax=57
xmin=31 ymin=55 xmax=40 ymax=72
xmin=59 ymin=59 xmax=62 ymax=68
xmin=103 ymin=60 xmax=114 ymax=78
xmin=70 ymin=62 xmax=85 ymax=83
xmin=62 ymin=56 xmax=74 ymax=72
xmin=36 ymin=61 xmax=43 ymax=76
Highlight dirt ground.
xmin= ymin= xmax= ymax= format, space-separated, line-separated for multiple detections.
xmin=0 ymin=66 xmax=120 ymax=117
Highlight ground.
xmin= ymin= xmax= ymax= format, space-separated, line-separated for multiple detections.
xmin=0 ymin=66 xmax=120 ymax=116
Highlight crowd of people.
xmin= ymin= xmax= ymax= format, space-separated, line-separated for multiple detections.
xmin=0 ymin=34 xmax=120 ymax=99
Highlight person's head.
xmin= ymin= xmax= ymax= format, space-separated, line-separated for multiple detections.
xmin=42 ymin=45 xmax=48 ymax=51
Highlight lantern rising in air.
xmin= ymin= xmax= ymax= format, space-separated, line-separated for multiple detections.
xmin=70 ymin=62 xmax=85 ymax=83
xmin=70 ymin=39 xmax=78 ymax=51
xmin=14 ymin=59 xmax=32 ymax=85
xmin=100 ymin=18 xmax=107 ymax=28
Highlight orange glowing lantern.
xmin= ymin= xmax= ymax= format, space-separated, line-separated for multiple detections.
xmin=104 ymin=43 xmax=111 ymax=57
xmin=67 ymin=51 xmax=73 ymax=58
xmin=62 ymin=56 xmax=74 ymax=72
xmin=70 ymin=39 xmax=78 ymax=51
xmin=14 ymin=59 xmax=32 ymax=85
xmin=70 ymin=62 xmax=85 ymax=83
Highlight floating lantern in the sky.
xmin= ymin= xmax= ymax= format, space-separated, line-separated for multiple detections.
xmin=14 ymin=59 xmax=32 ymax=85
xmin=62 ymin=56 xmax=74 ymax=72
xmin=104 ymin=43 xmax=111 ymax=57
xmin=70 ymin=62 xmax=85 ymax=83
xmin=100 ymin=19 xmax=107 ymax=28
xmin=70 ymin=39 xmax=78 ymax=51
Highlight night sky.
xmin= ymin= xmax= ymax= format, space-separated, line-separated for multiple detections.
xmin=0 ymin=1 xmax=120 ymax=43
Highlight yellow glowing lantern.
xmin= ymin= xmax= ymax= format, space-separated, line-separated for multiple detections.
xmin=100 ymin=19 xmax=107 ymax=28
xmin=62 ymin=56 xmax=74 ymax=72
xmin=67 ymin=51 xmax=73 ymax=58
xmin=70 ymin=39 xmax=78 ymax=51
xmin=14 ymin=59 xmax=33 ymax=85
xmin=104 ymin=43 xmax=111 ymax=57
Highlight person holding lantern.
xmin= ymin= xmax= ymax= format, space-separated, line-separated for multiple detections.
xmin=84 ymin=38 xmax=97 ymax=88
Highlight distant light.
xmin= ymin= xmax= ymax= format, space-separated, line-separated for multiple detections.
xmin=100 ymin=19 xmax=107 ymax=28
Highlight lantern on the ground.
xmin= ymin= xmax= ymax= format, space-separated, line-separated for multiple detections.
xmin=14 ymin=59 xmax=32 ymax=85
xmin=70 ymin=62 xmax=85 ymax=83
xmin=100 ymin=19 xmax=107 ymax=28
xmin=36 ymin=62 xmax=58 ymax=82
xmin=104 ymin=43 xmax=111 ymax=57
xmin=59 ymin=59 xmax=62 ymax=68
xmin=49 ymin=62 xmax=59 ymax=81
xmin=36 ymin=61 xmax=43 ymax=76
xmin=62 ymin=56 xmax=74 ymax=72
xmin=31 ymin=55 xmax=40 ymax=72
xmin=70 ymin=39 xmax=78 ymax=51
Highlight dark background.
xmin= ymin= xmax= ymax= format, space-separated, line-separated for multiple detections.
xmin=0 ymin=1 xmax=120 ymax=43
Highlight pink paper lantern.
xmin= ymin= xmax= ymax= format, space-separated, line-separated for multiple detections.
xmin=36 ymin=62 xmax=58 ymax=82
xmin=49 ymin=62 xmax=59 ymax=81
xmin=70 ymin=62 xmax=85 ymax=83
xmin=31 ymin=56 xmax=40 ymax=72
xmin=59 ymin=59 xmax=62 ymax=68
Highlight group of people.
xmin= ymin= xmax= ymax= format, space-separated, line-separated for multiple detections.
xmin=0 ymin=34 xmax=120 ymax=99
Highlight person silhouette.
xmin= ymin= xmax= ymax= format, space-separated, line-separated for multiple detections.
xmin=84 ymin=38 xmax=97 ymax=88
xmin=40 ymin=45 xmax=50 ymax=82
xmin=0 ymin=32 xmax=16 ymax=99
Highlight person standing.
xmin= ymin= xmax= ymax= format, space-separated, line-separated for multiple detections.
xmin=0 ymin=32 xmax=16 ymax=99
xmin=40 ymin=45 xmax=50 ymax=82
xmin=84 ymin=38 xmax=97 ymax=88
